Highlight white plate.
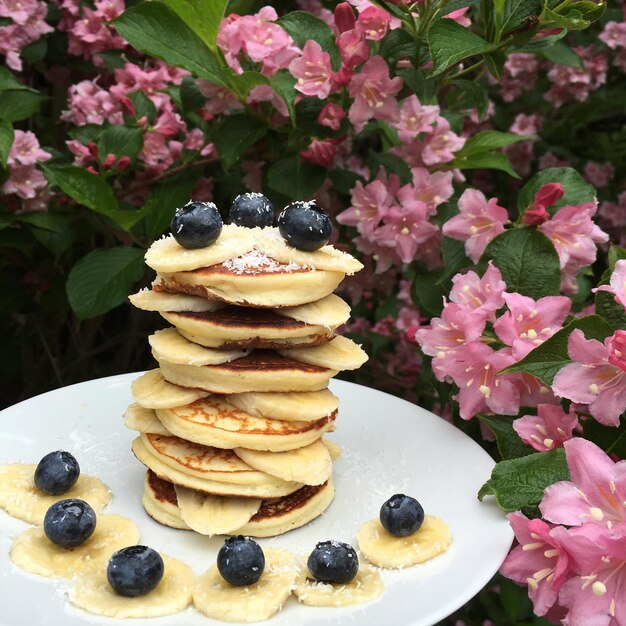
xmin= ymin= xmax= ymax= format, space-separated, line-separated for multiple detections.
xmin=0 ymin=374 xmax=512 ymax=626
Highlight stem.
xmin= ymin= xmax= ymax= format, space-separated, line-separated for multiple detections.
xmin=445 ymin=59 xmax=486 ymax=82
xmin=606 ymin=429 xmax=626 ymax=455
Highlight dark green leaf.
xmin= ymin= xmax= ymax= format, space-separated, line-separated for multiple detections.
xmin=457 ymin=130 xmax=533 ymax=157
xmin=450 ymin=79 xmax=489 ymax=119
xmin=582 ymin=420 xmax=626 ymax=459
xmin=398 ymin=69 xmax=437 ymax=104
xmin=161 ymin=0 xmax=228 ymax=51
xmin=20 ymin=38 xmax=47 ymax=64
xmin=608 ymin=246 xmax=626 ymax=270
xmin=0 ymin=67 xmax=36 ymax=92
xmin=267 ymin=158 xmax=326 ymax=199
xmin=97 ymin=126 xmax=143 ymax=163
xmin=113 ymin=2 xmax=226 ymax=85
xmin=493 ymin=0 xmax=542 ymax=39
xmin=439 ymin=236 xmax=471 ymax=282
xmin=484 ymin=49 xmax=507 ymax=79
xmin=368 ymin=151 xmax=411 ymax=185
xmin=451 ymin=151 xmax=521 ymax=178
xmin=411 ymin=269 xmax=448 ymax=317
xmin=277 ymin=11 xmax=341 ymax=71
xmin=97 ymin=50 xmax=127 ymax=69
xmin=440 ymin=0 xmax=479 ymax=16
xmin=269 ymin=70 xmax=297 ymax=122
xmin=0 ymin=90 xmax=45 ymax=122
xmin=180 ymin=76 xmax=206 ymax=113
xmin=329 ymin=168 xmax=362 ymax=195
xmin=66 ymin=247 xmax=145 ymax=319
xmin=595 ymin=271 xmax=626 ymax=331
xmin=0 ymin=119 xmax=13 ymax=168
xmin=516 ymin=167 xmax=596 ymax=215
xmin=477 ymin=414 xmax=534 ymax=460
xmin=128 ymin=90 xmax=158 ymax=124
xmin=214 ymin=115 xmax=267 ymax=170
xmin=502 ymin=315 xmax=614 ymax=385
xmin=541 ymin=41 xmax=583 ymax=68
xmin=478 ymin=448 xmax=569 ymax=513
xmin=230 ymin=71 xmax=268 ymax=98
xmin=379 ymin=28 xmax=415 ymax=65
xmin=482 ymin=228 xmax=561 ymax=299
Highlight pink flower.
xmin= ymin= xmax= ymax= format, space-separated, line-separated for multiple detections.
xmin=421 ymin=117 xmax=465 ymax=165
xmin=552 ymin=330 xmax=626 ymax=427
xmin=0 ymin=0 xmax=39 ymax=25
xmin=404 ymin=168 xmax=454 ymax=214
xmin=513 ymin=404 xmax=580 ymax=452
xmin=338 ymin=28 xmax=370 ymax=69
xmin=2 ymin=164 xmax=47 ymax=199
xmin=289 ymin=40 xmax=333 ymax=99
xmin=600 ymin=20 xmax=626 ymax=50
xmin=541 ymin=438 xmax=626 ymax=528
xmin=446 ymin=7 xmax=471 ymax=27
xmin=514 ymin=372 xmax=558 ymax=407
xmin=584 ymin=161 xmax=614 ymax=188
xmin=300 ymin=138 xmax=339 ymax=167
xmin=7 ymin=130 xmax=50 ymax=166
xmin=347 ymin=55 xmax=402 ymax=131
xmin=334 ymin=1 xmax=356 ymax=33
xmin=355 ymin=5 xmax=389 ymax=40
xmin=442 ymin=189 xmax=508 ymax=263
xmin=391 ymin=95 xmax=439 ymax=143
xmin=449 ymin=261 xmax=506 ymax=322
xmin=595 ymin=260 xmax=626 ymax=311
xmin=523 ymin=182 xmax=564 ymax=226
xmin=500 ymin=512 xmax=571 ymax=616
xmin=317 ymin=102 xmax=346 ymax=130
xmin=443 ymin=342 xmax=519 ymax=419
xmin=494 ymin=293 xmax=571 ymax=360
xmin=247 ymin=84 xmax=288 ymax=117
xmin=337 ymin=178 xmax=391 ymax=237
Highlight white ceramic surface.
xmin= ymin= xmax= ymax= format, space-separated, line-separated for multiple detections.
xmin=0 ymin=374 xmax=512 ymax=626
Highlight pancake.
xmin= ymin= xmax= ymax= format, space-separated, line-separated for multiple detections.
xmin=132 ymin=434 xmax=302 ymax=498
xmin=143 ymin=470 xmax=334 ymax=537
xmin=156 ymin=397 xmax=335 ymax=452
xmin=157 ymin=350 xmax=337 ymax=394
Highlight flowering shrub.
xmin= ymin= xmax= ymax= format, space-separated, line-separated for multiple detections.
xmin=1 ymin=0 xmax=625 ymax=623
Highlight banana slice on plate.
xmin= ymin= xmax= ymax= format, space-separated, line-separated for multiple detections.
xmin=68 ymin=554 xmax=194 ymax=618
xmin=293 ymin=561 xmax=384 ymax=607
xmin=131 ymin=369 xmax=210 ymax=409
xmin=193 ymin=548 xmax=298 ymax=623
xmin=357 ymin=516 xmax=452 ymax=568
xmin=10 ymin=514 xmax=140 ymax=578
xmin=124 ymin=404 xmax=170 ymax=436
xmin=0 ymin=463 xmax=111 ymax=525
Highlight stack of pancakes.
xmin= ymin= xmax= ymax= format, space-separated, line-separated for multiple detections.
xmin=124 ymin=224 xmax=366 ymax=537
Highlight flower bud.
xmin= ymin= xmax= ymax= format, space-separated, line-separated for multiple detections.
xmin=334 ymin=2 xmax=356 ymax=34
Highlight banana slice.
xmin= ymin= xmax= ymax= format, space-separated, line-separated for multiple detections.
xmin=276 ymin=294 xmax=351 ymax=329
xmin=124 ymin=404 xmax=170 ymax=435
xmin=321 ymin=439 xmax=342 ymax=460
xmin=68 ymin=554 xmax=194 ymax=618
xmin=193 ymin=548 xmax=298 ymax=623
xmin=10 ymin=514 xmax=140 ymax=578
xmin=357 ymin=516 xmax=452 ymax=569
xmin=174 ymin=486 xmax=261 ymax=536
xmin=131 ymin=369 xmax=210 ymax=409
xmin=293 ymin=562 xmax=384 ymax=607
xmin=234 ymin=440 xmax=332 ymax=485
xmin=129 ymin=289 xmax=223 ymax=312
xmin=0 ymin=463 xmax=111 ymax=525
xmin=145 ymin=224 xmax=257 ymax=273
xmin=149 ymin=328 xmax=248 ymax=366
xmin=278 ymin=335 xmax=368 ymax=370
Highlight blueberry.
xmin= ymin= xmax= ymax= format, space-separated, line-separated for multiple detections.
xmin=43 ymin=499 xmax=96 ymax=548
xmin=107 ymin=545 xmax=164 ymax=597
xmin=230 ymin=193 xmax=274 ymax=228
xmin=380 ymin=494 xmax=424 ymax=537
xmin=34 ymin=450 xmax=80 ymax=495
xmin=171 ymin=200 xmax=223 ymax=249
xmin=307 ymin=540 xmax=358 ymax=584
xmin=277 ymin=201 xmax=333 ymax=251
xmin=217 ymin=536 xmax=265 ymax=586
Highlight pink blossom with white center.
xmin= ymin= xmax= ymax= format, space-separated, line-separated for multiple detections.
xmin=552 ymin=330 xmax=626 ymax=427
xmin=421 ymin=117 xmax=465 ymax=165
xmin=442 ymin=342 xmax=519 ymax=419
xmin=337 ymin=178 xmax=391 ymax=237
xmin=62 ymin=80 xmax=122 ymax=126
xmin=317 ymin=102 xmax=346 ymax=130
xmin=513 ymin=372 xmax=558 ymax=407
xmin=494 ymin=293 xmax=571 ymax=360
xmin=442 ymin=188 xmax=508 ymax=263
xmin=539 ymin=203 xmax=609 ymax=270
xmin=500 ymin=512 xmax=571 ymax=617
xmin=375 ymin=201 xmax=439 ymax=264
xmin=497 ymin=53 xmax=539 ymax=102
xmin=513 ymin=404 xmax=580 ymax=452
xmin=404 ymin=168 xmax=454 ymax=215
xmin=300 ymin=138 xmax=339 ymax=168
xmin=391 ymin=95 xmax=439 ymax=143
xmin=66 ymin=139 xmax=93 ymax=167
xmin=355 ymin=5 xmax=389 ymax=40
xmin=289 ymin=40 xmax=333 ymax=99
xmin=595 ymin=260 xmax=626 ymax=311
xmin=338 ymin=28 xmax=370 ymax=69
xmin=449 ymin=261 xmax=506 ymax=322
xmin=510 ymin=113 xmax=540 ymax=136
xmin=2 ymin=164 xmax=48 ymax=199
xmin=7 ymin=130 xmax=51 ymax=166
xmin=197 ymin=81 xmax=242 ymax=116
xmin=415 ymin=303 xmax=486 ymax=382
xmin=347 ymin=55 xmax=402 ymax=131
xmin=599 ymin=21 xmax=626 ymax=50
xmin=584 ymin=161 xmax=614 ymax=188
xmin=396 ymin=305 xmax=421 ymax=333
xmin=0 ymin=0 xmax=39 ymax=25
xmin=353 ymin=234 xmax=401 ymax=274
xmin=247 ymin=84 xmax=289 ymax=118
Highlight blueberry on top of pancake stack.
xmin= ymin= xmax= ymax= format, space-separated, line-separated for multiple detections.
xmin=126 ymin=194 xmax=366 ymax=538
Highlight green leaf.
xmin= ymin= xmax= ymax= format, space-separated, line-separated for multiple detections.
xmin=595 ymin=272 xmax=626 ymax=331
xmin=161 ymin=0 xmax=228 ymax=51
xmin=541 ymin=41 xmax=583 ymax=68
xmin=229 ymin=71 xmax=268 ymax=98
xmin=516 ymin=167 xmax=596 ymax=215
xmin=0 ymin=67 xmax=37 ymax=92
xmin=97 ymin=126 xmax=143 ymax=163
xmin=450 ymin=79 xmax=489 ymax=119
xmin=0 ymin=119 xmax=13 ymax=168
xmin=439 ymin=236 xmax=471 ymax=282
xmin=398 ymin=69 xmax=437 ymax=104
xmin=329 ymin=168 xmax=362 ymax=196
xmin=477 ymin=414 xmax=534 ymax=460
xmin=368 ymin=151 xmax=411 ymax=185
xmin=379 ymin=28 xmax=415 ymax=65
xmin=113 ymin=2 xmax=226 ymax=85
xmin=456 ymin=130 xmax=533 ymax=157
xmin=277 ymin=11 xmax=341 ymax=71
xmin=269 ymin=70 xmax=297 ymax=122
xmin=0 ymin=90 xmax=45 ymax=122
xmin=608 ymin=245 xmax=626 ymax=270
xmin=411 ymin=269 xmax=448 ymax=317
xmin=267 ymin=158 xmax=326 ymax=199
xmin=66 ymin=247 xmax=145 ymax=319
xmin=478 ymin=448 xmax=569 ymax=513
xmin=213 ymin=115 xmax=267 ymax=170
xmin=450 ymin=151 xmax=521 ymax=178
xmin=484 ymin=49 xmax=507 ymax=79
xmin=428 ymin=19 xmax=495 ymax=76
xmin=493 ymin=0 xmax=542 ymax=39
xmin=128 ymin=90 xmax=158 ymax=124
xmin=482 ymin=228 xmax=561 ymax=299
xmin=502 ymin=315 xmax=614 ymax=385
xmin=180 ymin=76 xmax=206 ymax=113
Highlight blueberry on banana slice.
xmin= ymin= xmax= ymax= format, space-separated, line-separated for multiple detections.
xmin=107 ymin=545 xmax=165 ymax=597
xmin=217 ymin=535 xmax=265 ymax=586
xmin=34 ymin=450 xmax=80 ymax=495
xmin=44 ymin=499 xmax=96 ymax=548
xmin=380 ymin=493 xmax=424 ymax=537
xmin=307 ymin=540 xmax=358 ymax=584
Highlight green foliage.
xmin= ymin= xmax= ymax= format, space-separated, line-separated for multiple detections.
xmin=213 ymin=115 xmax=267 ymax=170
xmin=161 ymin=0 xmax=228 ymax=52
xmin=267 ymin=158 xmax=326 ymax=199
xmin=477 ymin=414 xmax=534 ymax=460
xmin=97 ymin=126 xmax=143 ymax=163
xmin=0 ymin=91 xmax=46 ymax=122
xmin=179 ymin=77 xmax=206 ymax=114
xmin=0 ymin=119 xmax=13 ymax=169
xmin=268 ymin=70 xmax=297 ymax=122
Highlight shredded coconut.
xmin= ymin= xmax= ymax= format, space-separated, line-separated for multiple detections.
xmin=222 ymin=250 xmax=309 ymax=275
